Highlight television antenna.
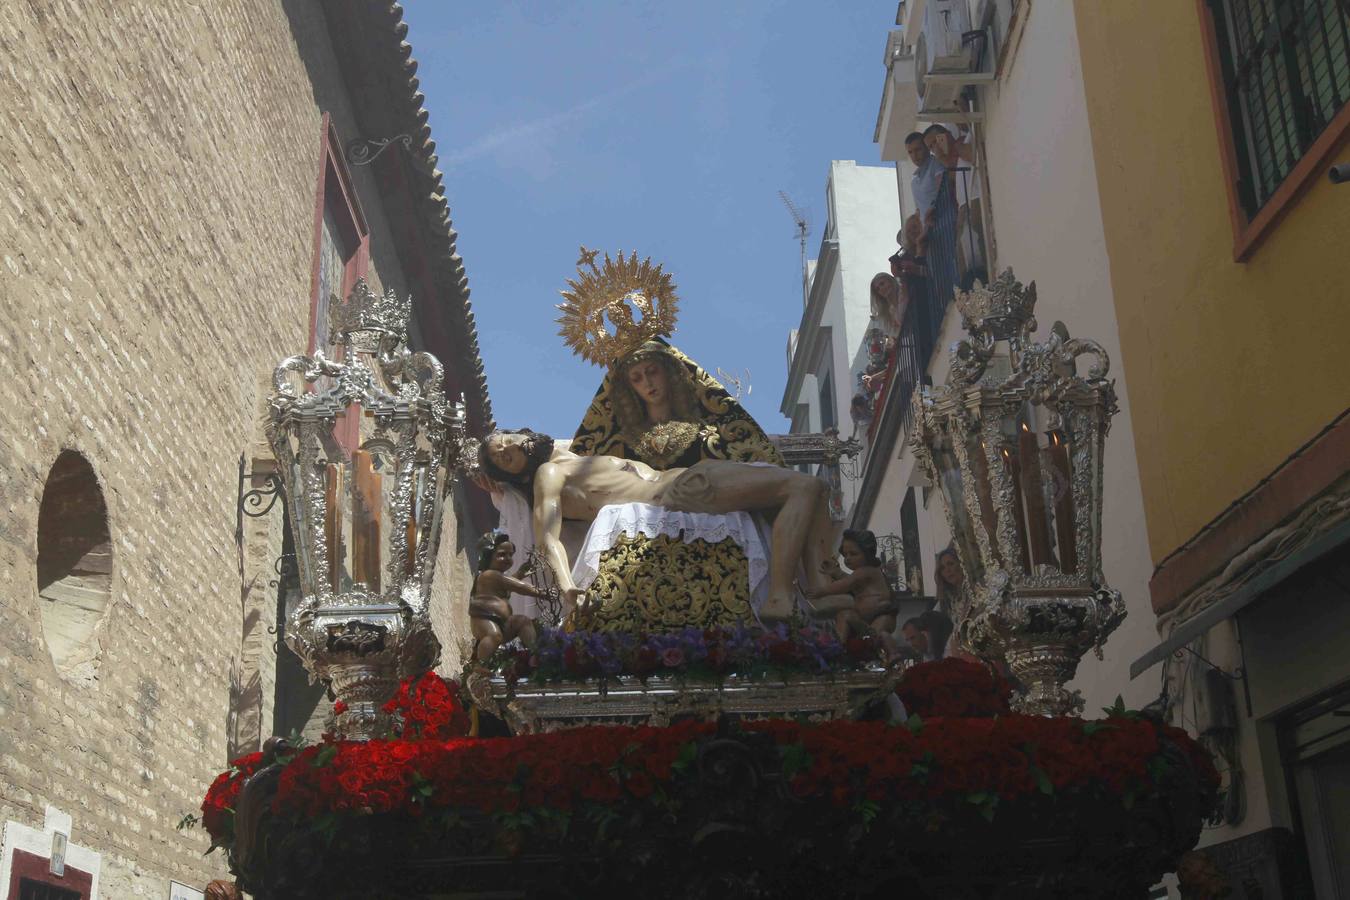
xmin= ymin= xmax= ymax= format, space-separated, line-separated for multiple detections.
xmin=778 ymin=191 xmax=810 ymax=306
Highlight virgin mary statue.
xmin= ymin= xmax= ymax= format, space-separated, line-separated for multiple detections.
xmin=568 ymin=337 xmax=783 ymax=470
xmin=558 ymin=247 xmax=781 ymax=470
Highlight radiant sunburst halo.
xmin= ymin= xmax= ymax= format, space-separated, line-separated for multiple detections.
xmin=557 ymin=248 xmax=679 ymax=367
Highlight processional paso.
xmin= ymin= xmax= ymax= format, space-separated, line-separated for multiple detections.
xmin=215 ymin=259 xmax=1217 ymax=900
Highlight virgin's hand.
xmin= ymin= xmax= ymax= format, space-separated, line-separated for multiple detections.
xmin=470 ymin=470 xmax=503 ymax=495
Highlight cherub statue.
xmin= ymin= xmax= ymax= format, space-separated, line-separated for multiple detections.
xmin=469 ymin=532 xmax=547 ymax=663
xmin=804 ymin=529 xmax=900 ymax=658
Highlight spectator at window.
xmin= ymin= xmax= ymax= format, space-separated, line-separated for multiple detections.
xmin=870 ymin=272 xmax=906 ymax=337
xmin=934 ymin=544 xmax=967 ymax=622
xmin=849 ymin=392 xmax=873 ymax=430
xmin=905 ymin=131 xmax=945 ymax=233
xmin=901 ymin=609 xmax=954 ymax=661
xmin=924 ymin=123 xmax=986 ymax=287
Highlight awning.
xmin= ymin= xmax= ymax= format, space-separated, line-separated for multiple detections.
xmin=1129 ymin=519 xmax=1350 ymax=679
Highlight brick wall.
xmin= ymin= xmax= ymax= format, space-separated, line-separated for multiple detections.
xmin=0 ymin=0 xmax=474 ymax=893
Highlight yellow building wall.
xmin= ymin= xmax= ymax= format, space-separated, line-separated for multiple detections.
xmin=1072 ymin=1 xmax=1350 ymax=563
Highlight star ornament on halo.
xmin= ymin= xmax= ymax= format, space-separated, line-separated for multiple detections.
xmin=556 ymin=248 xmax=680 ymax=367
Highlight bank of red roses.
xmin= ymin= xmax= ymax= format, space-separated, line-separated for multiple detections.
xmin=895 ymin=657 xmax=1016 ymax=718
xmin=201 ymin=713 xmax=1216 ymax=849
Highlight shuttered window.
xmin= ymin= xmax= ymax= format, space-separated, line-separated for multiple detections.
xmin=1209 ymin=0 xmax=1350 ymax=216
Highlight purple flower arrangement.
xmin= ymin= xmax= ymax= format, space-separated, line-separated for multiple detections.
xmin=494 ymin=624 xmax=884 ymax=685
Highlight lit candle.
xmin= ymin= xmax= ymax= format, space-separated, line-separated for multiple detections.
xmin=1017 ymin=422 xmax=1053 ymax=567
xmin=351 ymin=450 xmax=382 ymax=591
xmin=324 ymin=463 xmax=343 ymax=593
xmin=1001 ymin=445 xmax=1032 ymax=573
xmin=1049 ymin=431 xmax=1077 ymax=574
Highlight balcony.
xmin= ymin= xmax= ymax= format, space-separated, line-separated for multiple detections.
xmin=848 ymin=176 xmax=976 ymax=527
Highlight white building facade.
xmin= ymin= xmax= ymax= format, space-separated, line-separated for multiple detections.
xmin=781 ymin=161 xmax=902 ymax=521
xmin=853 ymin=0 xmax=1160 ymax=719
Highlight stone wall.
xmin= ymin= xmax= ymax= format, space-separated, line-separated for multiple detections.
xmin=0 ymin=0 xmax=476 ymax=894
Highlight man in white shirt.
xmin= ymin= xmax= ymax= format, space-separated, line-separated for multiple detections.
xmin=906 ymin=131 xmax=945 ymax=229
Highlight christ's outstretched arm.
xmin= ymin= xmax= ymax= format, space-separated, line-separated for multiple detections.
xmin=531 ymin=462 xmax=583 ymax=612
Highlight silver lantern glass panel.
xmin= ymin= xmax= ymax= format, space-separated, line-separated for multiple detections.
xmin=266 ymin=279 xmax=466 ymax=738
xmin=912 ymin=270 xmax=1125 ymax=716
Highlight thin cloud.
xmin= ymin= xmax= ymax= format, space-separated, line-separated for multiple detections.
xmin=444 ymin=62 xmax=695 ymax=168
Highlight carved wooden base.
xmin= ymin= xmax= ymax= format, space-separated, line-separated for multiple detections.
xmin=465 ymin=667 xmax=903 ymax=734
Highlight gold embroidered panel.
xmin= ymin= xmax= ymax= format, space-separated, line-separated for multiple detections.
xmin=586 ymin=533 xmax=753 ymax=632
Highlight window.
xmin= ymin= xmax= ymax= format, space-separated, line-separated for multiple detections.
xmin=900 ymin=488 xmax=924 ymax=596
xmin=818 ymin=370 xmax=836 ymax=431
xmin=310 ymin=115 xmax=370 ymax=450
xmin=309 ymin=115 xmax=369 ymax=359
xmin=1278 ymin=682 xmax=1350 ymax=896
xmin=1202 ymin=0 xmax=1350 ymax=258
xmin=5 ymin=850 xmax=91 ymax=900
xmin=18 ymin=880 xmax=82 ymax=900
xmin=36 ymin=450 xmax=111 ymax=683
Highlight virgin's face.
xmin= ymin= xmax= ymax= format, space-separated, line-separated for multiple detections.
xmin=841 ymin=539 xmax=867 ymax=571
xmin=939 ymin=553 xmax=963 ymax=587
xmin=491 ymin=541 xmax=515 ymax=572
xmin=625 ymin=358 xmax=669 ymax=411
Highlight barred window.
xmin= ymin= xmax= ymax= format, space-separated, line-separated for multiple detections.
xmin=1209 ymin=0 xmax=1350 ymax=217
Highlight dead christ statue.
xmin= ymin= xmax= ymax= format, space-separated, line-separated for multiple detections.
xmin=478 ymin=429 xmax=837 ymax=623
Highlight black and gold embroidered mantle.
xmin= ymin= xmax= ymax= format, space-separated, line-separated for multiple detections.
xmin=586 ymin=533 xmax=753 ymax=632
xmin=570 ymin=340 xmax=784 ymax=470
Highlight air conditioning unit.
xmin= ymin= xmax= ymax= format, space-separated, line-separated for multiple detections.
xmin=912 ymin=0 xmax=992 ymax=118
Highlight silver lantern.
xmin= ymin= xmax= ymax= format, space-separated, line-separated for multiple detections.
xmin=912 ymin=270 xmax=1125 ymax=716
xmin=266 ymin=279 xmax=466 ymax=738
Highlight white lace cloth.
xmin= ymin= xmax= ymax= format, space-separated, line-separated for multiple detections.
xmin=570 ymin=503 xmax=770 ymax=604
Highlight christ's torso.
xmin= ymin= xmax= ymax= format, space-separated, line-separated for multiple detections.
xmin=545 ymin=450 xmax=679 ymax=519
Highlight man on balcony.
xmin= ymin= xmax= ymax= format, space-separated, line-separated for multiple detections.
xmin=906 ymin=131 xmax=945 ymax=230
xmin=906 ymin=130 xmax=959 ymax=303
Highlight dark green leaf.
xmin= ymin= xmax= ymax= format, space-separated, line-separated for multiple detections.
xmin=781 ymin=743 xmax=813 ymax=778
xmin=312 ymin=743 xmax=338 ymax=768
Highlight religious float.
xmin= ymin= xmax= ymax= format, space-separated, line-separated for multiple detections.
xmin=198 ymin=259 xmax=1218 ymax=898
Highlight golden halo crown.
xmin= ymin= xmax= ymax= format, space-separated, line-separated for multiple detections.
xmin=557 ymin=247 xmax=679 ymax=367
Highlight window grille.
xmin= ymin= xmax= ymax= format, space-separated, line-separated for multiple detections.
xmin=17 ymin=880 xmax=81 ymax=900
xmin=1209 ymin=0 xmax=1350 ymax=216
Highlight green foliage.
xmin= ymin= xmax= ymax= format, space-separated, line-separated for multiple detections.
xmin=176 ymin=813 xmax=199 ymax=832
xmin=780 ymin=743 xmax=813 ymax=779
xmin=671 ymin=741 xmax=698 ymax=775
xmin=853 ymin=799 xmax=881 ymax=825
xmin=965 ymin=791 xmax=998 ymax=823
xmin=1102 ymin=695 xmax=1140 ymax=720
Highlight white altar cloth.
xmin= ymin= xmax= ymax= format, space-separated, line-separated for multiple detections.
xmin=570 ymin=503 xmax=771 ymax=607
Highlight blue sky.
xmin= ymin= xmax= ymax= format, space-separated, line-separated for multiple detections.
xmin=403 ymin=1 xmax=899 ymax=436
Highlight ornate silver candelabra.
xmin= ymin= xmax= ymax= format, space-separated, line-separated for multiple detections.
xmin=912 ymin=270 xmax=1125 ymax=715
xmin=266 ymin=280 xmax=468 ymax=738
